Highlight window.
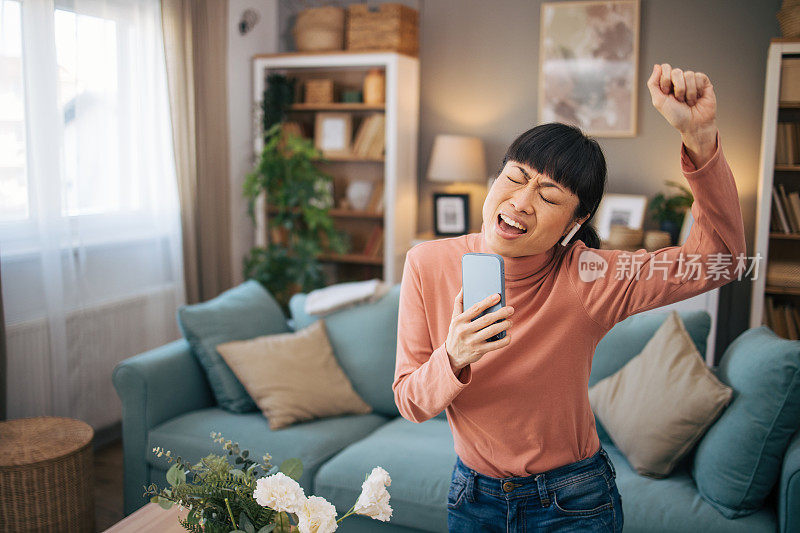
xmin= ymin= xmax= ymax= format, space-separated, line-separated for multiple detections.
xmin=0 ymin=0 xmax=179 ymax=254
xmin=0 ymin=0 xmax=27 ymax=222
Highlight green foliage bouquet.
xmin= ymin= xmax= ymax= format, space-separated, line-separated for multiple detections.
xmin=146 ymin=432 xmax=392 ymax=533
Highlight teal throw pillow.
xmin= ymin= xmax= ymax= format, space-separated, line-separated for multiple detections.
xmin=177 ymin=280 xmax=289 ymax=412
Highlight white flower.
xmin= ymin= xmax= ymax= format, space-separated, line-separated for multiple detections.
xmin=353 ymin=466 xmax=392 ymax=522
xmin=253 ymin=472 xmax=306 ymax=514
xmin=296 ymin=495 xmax=338 ymax=533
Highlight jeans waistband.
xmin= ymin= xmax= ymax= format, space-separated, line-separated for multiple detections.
xmin=453 ymin=446 xmax=614 ymax=501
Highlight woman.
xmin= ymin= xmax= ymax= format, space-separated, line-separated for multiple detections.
xmin=393 ymin=63 xmax=746 ymax=532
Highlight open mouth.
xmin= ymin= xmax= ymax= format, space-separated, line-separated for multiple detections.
xmin=498 ymin=213 xmax=527 ymax=234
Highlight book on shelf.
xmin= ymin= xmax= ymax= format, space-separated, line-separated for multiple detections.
xmin=366 ymin=181 xmax=384 ymax=213
xmin=779 ymin=184 xmax=800 ymax=232
xmin=772 ymin=185 xmax=793 ymax=233
xmin=788 ymin=191 xmax=800 ymax=232
xmin=786 ymin=305 xmax=799 ymax=340
xmin=363 ymin=226 xmax=383 ymax=256
xmin=764 ymin=296 xmax=800 ymax=340
xmin=371 ymin=230 xmax=384 ymax=258
xmin=352 ymin=114 xmax=385 ymax=159
xmin=775 ymin=122 xmax=800 ymax=166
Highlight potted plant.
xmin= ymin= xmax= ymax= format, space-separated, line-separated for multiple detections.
xmin=648 ymin=180 xmax=693 ymax=245
xmin=243 ymin=122 xmax=350 ymax=314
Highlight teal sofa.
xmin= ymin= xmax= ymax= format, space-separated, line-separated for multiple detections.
xmin=113 ymin=282 xmax=800 ymax=532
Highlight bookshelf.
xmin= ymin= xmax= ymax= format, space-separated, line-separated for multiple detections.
xmin=751 ymin=39 xmax=800 ymax=339
xmin=252 ymin=52 xmax=419 ymax=284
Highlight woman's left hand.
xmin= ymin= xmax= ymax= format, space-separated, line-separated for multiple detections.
xmin=648 ymin=63 xmax=718 ymax=167
xmin=647 ymin=63 xmax=716 ymax=138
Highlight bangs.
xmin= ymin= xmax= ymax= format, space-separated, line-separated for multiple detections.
xmin=501 ymin=123 xmax=606 ymax=215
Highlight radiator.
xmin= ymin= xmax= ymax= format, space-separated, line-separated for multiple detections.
xmin=5 ymin=285 xmax=182 ymax=430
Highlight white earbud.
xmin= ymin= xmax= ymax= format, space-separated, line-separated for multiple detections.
xmin=560 ymin=223 xmax=581 ymax=246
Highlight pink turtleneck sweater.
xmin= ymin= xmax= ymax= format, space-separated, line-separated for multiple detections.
xmin=392 ymin=131 xmax=746 ymax=478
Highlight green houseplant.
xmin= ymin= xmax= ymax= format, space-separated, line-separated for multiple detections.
xmin=648 ymin=180 xmax=694 ymax=245
xmin=243 ymin=121 xmax=350 ymax=313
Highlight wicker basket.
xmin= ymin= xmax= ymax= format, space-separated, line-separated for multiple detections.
xmin=778 ymin=0 xmax=800 ymax=38
xmin=643 ymin=230 xmax=672 ymax=251
xmin=293 ymin=6 xmax=345 ymax=51
xmin=607 ymin=225 xmax=644 ymax=248
xmin=346 ymin=3 xmax=419 ymax=56
xmin=0 ymin=417 xmax=94 ymax=533
xmin=767 ymin=260 xmax=800 ymax=288
xmin=305 ymin=79 xmax=334 ymax=104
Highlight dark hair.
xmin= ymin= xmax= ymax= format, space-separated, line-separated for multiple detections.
xmin=498 ymin=122 xmax=607 ymax=249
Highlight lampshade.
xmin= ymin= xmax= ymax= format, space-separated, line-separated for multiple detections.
xmin=426 ymin=134 xmax=487 ymax=183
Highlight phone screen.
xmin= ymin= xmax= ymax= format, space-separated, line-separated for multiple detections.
xmin=462 ymin=253 xmax=506 ymax=342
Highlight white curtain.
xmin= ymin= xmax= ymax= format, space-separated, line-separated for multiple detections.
xmin=0 ymin=0 xmax=185 ymax=429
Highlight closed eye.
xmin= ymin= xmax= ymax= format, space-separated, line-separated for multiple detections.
xmin=540 ymin=193 xmax=557 ymax=205
xmin=506 ymin=175 xmax=558 ymax=204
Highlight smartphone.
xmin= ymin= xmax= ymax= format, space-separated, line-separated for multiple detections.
xmin=461 ymin=252 xmax=506 ymax=342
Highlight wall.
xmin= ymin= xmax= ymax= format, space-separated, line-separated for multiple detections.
xmin=274 ymin=0 xmax=783 ymax=358
xmin=413 ymin=0 xmax=782 ymax=359
xmin=228 ymin=0 xmax=280 ymax=286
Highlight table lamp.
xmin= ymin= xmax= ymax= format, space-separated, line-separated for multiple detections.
xmin=427 ymin=134 xmax=487 ymax=184
xmin=427 ymin=135 xmax=487 ymax=236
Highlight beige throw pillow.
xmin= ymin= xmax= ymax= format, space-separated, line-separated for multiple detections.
xmin=588 ymin=311 xmax=733 ymax=478
xmin=216 ymin=319 xmax=372 ymax=430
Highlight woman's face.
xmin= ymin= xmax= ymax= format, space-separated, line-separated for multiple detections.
xmin=482 ymin=160 xmax=585 ymax=257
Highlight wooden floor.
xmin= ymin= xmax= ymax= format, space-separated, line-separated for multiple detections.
xmin=94 ymin=438 xmax=124 ymax=531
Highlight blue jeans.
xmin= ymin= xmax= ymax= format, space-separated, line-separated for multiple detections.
xmin=447 ymin=447 xmax=623 ymax=532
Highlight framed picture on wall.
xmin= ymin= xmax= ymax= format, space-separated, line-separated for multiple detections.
xmin=538 ymin=0 xmax=641 ymax=137
xmin=314 ymin=113 xmax=352 ymax=157
xmin=594 ymin=193 xmax=647 ymax=241
xmin=433 ymin=193 xmax=470 ymax=236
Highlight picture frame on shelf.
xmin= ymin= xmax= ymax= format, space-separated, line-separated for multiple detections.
xmin=594 ymin=193 xmax=647 ymax=241
xmin=315 ymin=112 xmax=352 ymax=157
xmin=433 ymin=193 xmax=469 ymax=236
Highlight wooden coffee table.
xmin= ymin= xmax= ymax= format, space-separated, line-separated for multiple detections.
xmin=103 ymin=502 xmax=188 ymax=532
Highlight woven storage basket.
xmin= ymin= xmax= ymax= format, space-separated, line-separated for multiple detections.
xmin=305 ymin=79 xmax=334 ymax=104
xmin=346 ymin=3 xmax=419 ymax=56
xmin=0 ymin=417 xmax=94 ymax=533
xmin=643 ymin=230 xmax=672 ymax=251
xmin=778 ymin=0 xmax=800 ymax=37
xmin=607 ymin=225 xmax=644 ymax=248
xmin=767 ymin=260 xmax=800 ymax=288
xmin=293 ymin=6 xmax=345 ymax=51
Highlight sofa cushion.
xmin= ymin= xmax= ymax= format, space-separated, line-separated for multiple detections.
xmin=313 ymin=417 xmax=455 ymax=532
xmin=148 ymin=407 xmax=388 ymax=493
xmin=216 ymin=319 xmax=372 ymax=430
xmin=590 ymin=310 xmax=711 ymax=443
xmin=177 ymin=280 xmax=290 ymax=413
xmin=289 ymin=285 xmax=403 ymax=418
xmin=589 ymin=311 xmax=732 ymax=478
xmin=603 ymin=443 xmax=776 ymax=532
xmin=692 ymin=326 xmax=800 ymax=519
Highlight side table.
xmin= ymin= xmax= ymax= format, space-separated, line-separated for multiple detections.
xmin=0 ymin=416 xmax=94 ymax=532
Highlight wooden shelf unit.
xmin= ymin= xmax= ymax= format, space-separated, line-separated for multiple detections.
xmin=252 ymin=51 xmax=419 ymax=285
xmin=289 ymin=103 xmax=385 ymax=112
xmin=267 ymin=206 xmax=384 ymax=220
xmin=750 ymin=41 xmax=800 ymax=336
